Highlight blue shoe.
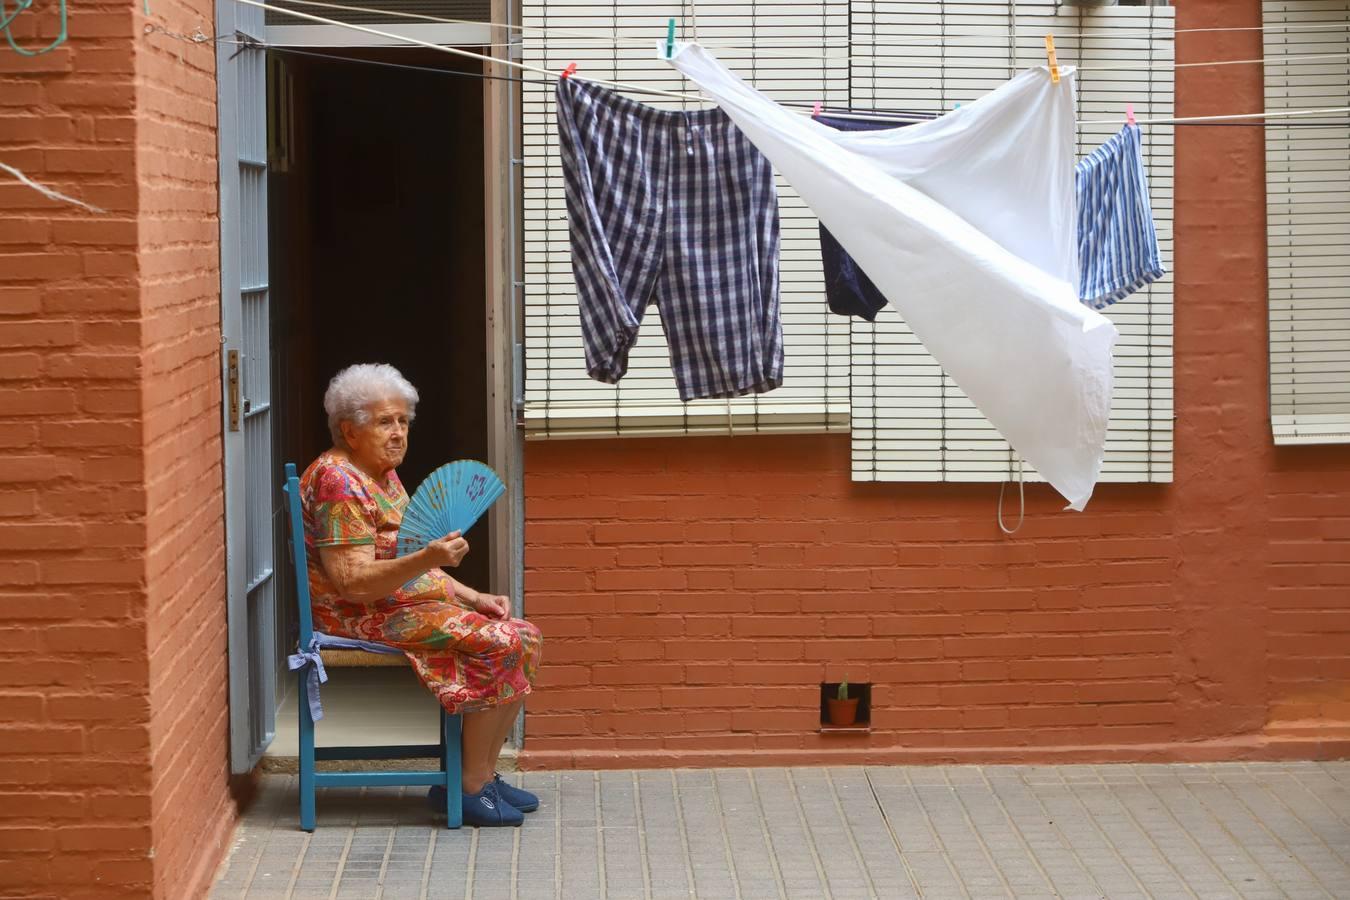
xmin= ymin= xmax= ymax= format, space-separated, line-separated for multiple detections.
xmin=429 ymin=779 xmax=538 ymax=814
xmin=493 ymin=773 xmax=539 ymax=813
xmin=461 ymin=780 xmax=523 ymax=827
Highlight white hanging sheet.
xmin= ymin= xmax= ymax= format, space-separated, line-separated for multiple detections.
xmin=668 ymin=43 xmax=1117 ymax=511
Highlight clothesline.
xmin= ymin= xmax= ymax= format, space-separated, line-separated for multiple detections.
xmin=235 ymin=0 xmax=695 ymax=100
xmin=256 ymin=0 xmax=1350 ymax=74
xmin=262 ymin=0 xmax=1350 ymax=43
xmin=538 ymin=48 xmax=1350 ymax=73
xmin=233 ymin=0 xmax=1350 ymax=127
xmin=257 ymin=41 xmax=1350 ymax=130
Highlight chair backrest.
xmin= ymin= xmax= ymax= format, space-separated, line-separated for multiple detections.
xmin=283 ymin=462 xmax=316 ymax=647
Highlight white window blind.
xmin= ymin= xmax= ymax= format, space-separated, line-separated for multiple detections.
xmin=521 ymin=0 xmax=1175 ymax=463
xmin=521 ymin=0 xmax=852 ymax=438
xmin=1264 ymin=0 xmax=1350 ymax=445
xmin=849 ymin=0 xmax=1175 ymax=485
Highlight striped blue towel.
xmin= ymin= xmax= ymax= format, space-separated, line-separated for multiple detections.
xmin=1077 ymin=124 xmax=1166 ymax=310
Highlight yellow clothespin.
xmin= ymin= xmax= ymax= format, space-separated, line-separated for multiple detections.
xmin=1045 ymin=34 xmax=1059 ymax=84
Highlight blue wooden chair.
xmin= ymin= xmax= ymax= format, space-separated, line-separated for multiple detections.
xmin=283 ymin=462 xmax=462 ymax=830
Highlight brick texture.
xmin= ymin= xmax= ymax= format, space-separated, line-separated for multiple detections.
xmin=0 ymin=0 xmax=235 ymax=897
xmin=134 ymin=0 xmax=237 ymax=897
xmin=0 ymin=2 xmax=154 ymax=897
xmin=519 ymin=0 xmax=1350 ymax=770
xmin=2 ymin=0 xmax=1347 ymax=893
xmin=1266 ymin=455 xmax=1350 ymax=731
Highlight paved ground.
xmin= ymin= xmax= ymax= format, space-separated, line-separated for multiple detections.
xmin=211 ymin=762 xmax=1350 ymax=899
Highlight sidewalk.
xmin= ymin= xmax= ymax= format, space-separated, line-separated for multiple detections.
xmin=210 ymin=762 xmax=1350 ymax=899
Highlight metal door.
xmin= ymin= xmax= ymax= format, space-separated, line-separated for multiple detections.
xmin=217 ymin=0 xmax=277 ymax=774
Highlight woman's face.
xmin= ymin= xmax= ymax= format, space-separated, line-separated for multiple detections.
xmin=341 ymin=398 xmax=411 ymax=475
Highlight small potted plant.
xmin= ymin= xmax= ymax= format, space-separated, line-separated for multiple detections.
xmin=827 ymin=677 xmax=859 ymax=727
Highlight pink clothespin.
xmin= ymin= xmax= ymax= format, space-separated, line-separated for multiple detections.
xmin=1126 ymin=103 xmax=1137 ymax=126
xmin=812 ymin=101 xmax=822 ymax=118
xmin=561 ymin=62 xmax=578 ymax=80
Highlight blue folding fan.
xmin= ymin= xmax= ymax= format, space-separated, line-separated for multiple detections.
xmin=396 ymin=460 xmax=506 ymax=558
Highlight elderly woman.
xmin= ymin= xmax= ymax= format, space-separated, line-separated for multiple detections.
xmin=300 ymin=363 xmax=542 ymax=827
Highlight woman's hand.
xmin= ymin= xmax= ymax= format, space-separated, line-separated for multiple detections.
xmin=472 ymin=593 xmax=511 ymax=620
xmin=425 ymin=531 xmax=469 ymax=568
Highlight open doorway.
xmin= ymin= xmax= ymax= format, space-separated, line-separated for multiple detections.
xmin=266 ymin=47 xmax=493 ymax=751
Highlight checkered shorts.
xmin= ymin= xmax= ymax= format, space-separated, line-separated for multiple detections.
xmin=557 ymin=78 xmax=782 ymax=402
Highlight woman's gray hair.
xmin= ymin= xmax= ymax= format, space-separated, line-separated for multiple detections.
xmin=324 ymin=363 xmax=419 ymax=447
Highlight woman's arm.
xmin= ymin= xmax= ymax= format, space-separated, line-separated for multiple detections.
xmin=318 ymin=532 xmax=468 ymax=603
xmin=447 ymin=576 xmax=480 ymax=607
xmin=450 ymin=578 xmax=511 ymax=619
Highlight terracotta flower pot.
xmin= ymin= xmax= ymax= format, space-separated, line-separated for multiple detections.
xmin=826 ymin=697 xmax=859 ymax=727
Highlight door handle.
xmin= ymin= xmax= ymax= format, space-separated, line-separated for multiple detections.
xmin=227 ymin=348 xmax=241 ymax=432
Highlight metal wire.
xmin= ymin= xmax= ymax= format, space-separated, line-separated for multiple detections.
xmin=181 ymin=2 xmax=1350 ymax=127
xmin=235 ymin=0 xmax=1350 ymax=75
xmin=256 ymin=0 xmax=1350 ymax=43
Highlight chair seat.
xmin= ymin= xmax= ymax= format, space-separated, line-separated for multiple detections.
xmin=319 ymin=648 xmax=408 ymax=668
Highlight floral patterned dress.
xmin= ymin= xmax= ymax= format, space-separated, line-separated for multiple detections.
xmin=300 ymin=451 xmax=541 ymax=714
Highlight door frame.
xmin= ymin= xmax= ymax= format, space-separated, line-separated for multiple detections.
xmin=231 ymin=17 xmax=527 ymax=757
xmin=483 ymin=0 xmax=525 ymax=746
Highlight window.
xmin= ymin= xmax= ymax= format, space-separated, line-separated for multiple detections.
xmin=521 ymin=0 xmax=851 ymax=438
xmin=1264 ymin=0 xmax=1350 ymax=445
xmin=849 ymin=2 xmax=1175 ymax=485
xmin=521 ymin=0 xmax=1176 ymax=480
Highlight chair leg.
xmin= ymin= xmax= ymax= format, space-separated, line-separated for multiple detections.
xmin=299 ymin=680 xmax=317 ymax=832
xmin=442 ymin=710 xmax=462 ymax=829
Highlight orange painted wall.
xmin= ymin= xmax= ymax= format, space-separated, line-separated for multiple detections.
xmin=0 ymin=1 xmax=235 ymax=897
xmin=136 ymin=1 xmax=240 ymax=897
xmin=0 ymin=2 xmax=156 ymax=896
xmin=1 ymin=0 xmax=1346 ymax=895
xmin=519 ymin=0 xmax=1350 ymax=770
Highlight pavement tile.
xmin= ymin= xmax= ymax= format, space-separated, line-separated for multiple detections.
xmin=212 ymin=762 xmax=1350 ymax=899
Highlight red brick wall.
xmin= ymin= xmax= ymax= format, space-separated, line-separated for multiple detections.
xmin=135 ymin=1 xmax=237 ymax=897
xmin=0 ymin=1 xmax=233 ymax=896
xmin=1267 ymin=451 xmax=1350 ymax=732
xmin=1172 ymin=0 xmax=1350 ymax=745
xmin=0 ymin=2 xmax=154 ymax=897
xmin=519 ymin=0 xmax=1350 ymax=769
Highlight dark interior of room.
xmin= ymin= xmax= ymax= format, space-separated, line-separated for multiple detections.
xmin=269 ymin=47 xmax=492 ymax=608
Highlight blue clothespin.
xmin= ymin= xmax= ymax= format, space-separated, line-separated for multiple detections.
xmin=665 ymin=18 xmax=675 ymax=59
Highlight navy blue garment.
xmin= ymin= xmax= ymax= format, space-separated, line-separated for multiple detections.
xmin=815 ymin=113 xmax=916 ymax=322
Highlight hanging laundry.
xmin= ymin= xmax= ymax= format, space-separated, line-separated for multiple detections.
xmin=816 ymin=116 xmax=1165 ymax=319
xmin=1077 ymin=123 xmax=1166 ymax=310
xmin=556 ymin=77 xmax=783 ymax=402
xmin=668 ymin=43 xmax=1116 ymax=511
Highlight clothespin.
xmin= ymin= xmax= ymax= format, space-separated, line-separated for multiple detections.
xmin=1044 ymin=34 xmax=1060 ymax=84
xmin=1126 ymin=103 xmax=1137 ymax=126
xmin=561 ymin=62 xmax=577 ymax=80
xmin=665 ymin=18 xmax=675 ymax=59
xmin=812 ymin=101 xmax=822 ymax=117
